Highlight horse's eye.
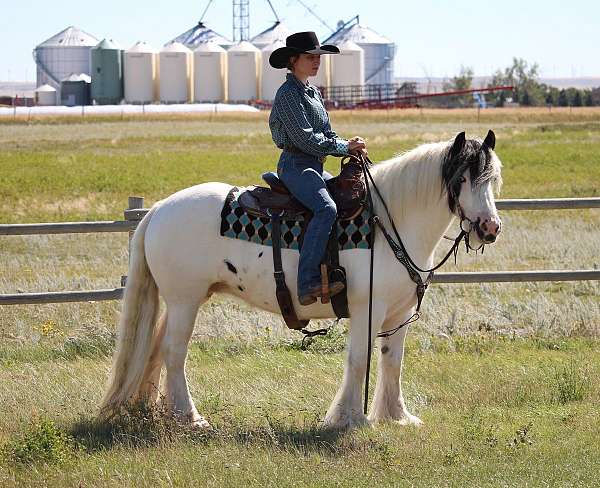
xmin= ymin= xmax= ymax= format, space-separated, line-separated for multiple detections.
xmin=459 ymin=176 xmax=467 ymax=184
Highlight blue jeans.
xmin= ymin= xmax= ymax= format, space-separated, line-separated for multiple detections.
xmin=277 ymin=151 xmax=336 ymax=296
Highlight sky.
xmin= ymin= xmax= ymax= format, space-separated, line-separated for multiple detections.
xmin=1 ymin=0 xmax=599 ymax=82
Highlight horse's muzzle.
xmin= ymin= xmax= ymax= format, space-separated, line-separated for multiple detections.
xmin=477 ymin=217 xmax=502 ymax=243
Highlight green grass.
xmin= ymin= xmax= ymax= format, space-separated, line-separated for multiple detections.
xmin=0 ymin=336 xmax=599 ymax=486
xmin=1 ymin=109 xmax=600 ymax=222
xmin=1 ymin=109 xmax=600 ymax=486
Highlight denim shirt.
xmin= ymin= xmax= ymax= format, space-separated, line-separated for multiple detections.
xmin=269 ymin=73 xmax=350 ymax=158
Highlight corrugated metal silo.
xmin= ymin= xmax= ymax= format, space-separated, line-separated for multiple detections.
xmin=330 ymin=40 xmax=364 ymax=87
xmin=171 ymin=21 xmax=233 ymax=49
xmin=193 ymin=41 xmax=227 ymax=103
xmin=251 ymin=21 xmax=291 ymax=49
xmin=159 ymin=42 xmax=193 ymax=104
xmin=260 ymin=40 xmax=286 ymax=101
xmin=324 ymin=23 xmax=395 ymax=85
xmin=227 ymin=41 xmax=260 ymax=102
xmin=91 ymin=39 xmax=123 ymax=105
xmin=33 ymin=26 xmax=99 ymax=92
xmin=310 ymin=54 xmax=330 ymax=90
xmin=60 ymin=73 xmax=91 ymax=106
xmin=124 ymin=42 xmax=158 ymax=104
xmin=35 ymin=84 xmax=57 ymax=106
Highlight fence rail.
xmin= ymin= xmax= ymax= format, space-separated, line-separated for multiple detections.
xmin=1 ymin=196 xmax=598 ymax=305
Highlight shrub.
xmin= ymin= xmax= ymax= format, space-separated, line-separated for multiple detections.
xmin=2 ymin=418 xmax=80 ymax=465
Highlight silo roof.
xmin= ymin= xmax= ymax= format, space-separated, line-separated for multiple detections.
xmin=94 ymin=39 xmax=122 ymax=50
xmin=170 ymin=21 xmax=232 ymax=48
xmin=126 ymin=41 xmax=158 ymax=53
xmin=336 ymin=40 xmax=363 ymax=51
xmin=324 ymin=23 xmax=392 ymax=45
xmin=161 ymin=42 xmax=192 ymax=53
xmin=228 ymin=41 xmax=261 ymax=52
xmin=261 ymin=39 xmax=285 ymax=52
xmin=35 ymin=84 xmax=57 ymax=92
xmin=251 ymin=21 xmax=291 ymax=45
xmin=194 ymin=40 xmax=227 ymax=53
xmin=62 ymin=73 xmax=92 ymax=83
xmin=37 ymin=26 xmax=99 ymax=47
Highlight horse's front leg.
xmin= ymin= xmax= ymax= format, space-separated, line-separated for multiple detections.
xmin=323 ymin=301 xmax=385 ymax=430
xmin=368 ymin=309 xmax=423 ymax=426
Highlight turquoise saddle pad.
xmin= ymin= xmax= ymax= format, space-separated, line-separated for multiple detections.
xmin=219 ymin=187 xmax=372 ymax=250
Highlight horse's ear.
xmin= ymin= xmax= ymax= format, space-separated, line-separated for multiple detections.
xmin=483 ymin=129 xmax=496 ymax=151
xmin=450 ymin=131 xmax=466 ymax=160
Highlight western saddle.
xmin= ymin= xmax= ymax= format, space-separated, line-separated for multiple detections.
xmin=236 ymin=156 xmax=367 ymax=332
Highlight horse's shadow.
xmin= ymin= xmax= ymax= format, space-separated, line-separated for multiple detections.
xmin=68 ymin=413 xmax=348 ymax=455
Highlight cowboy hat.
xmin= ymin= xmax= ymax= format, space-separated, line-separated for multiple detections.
xmin=269 ymin=31 xmax=339 ymax=69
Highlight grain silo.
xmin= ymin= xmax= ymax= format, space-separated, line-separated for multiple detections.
xmin=227 ymin=41 xmax=260 ymax=103
xmin=91 ymin=39 xmax=123 ymax=105
xmin=330 ymin=40 xmax=364 ymax=87
xmin=60 ymin=73 xmax=91 ymax=106
xmin=170 ymin=21 xmax=233 ymax=49
xmin=124 ymin=42 xmax=158 ymax=104
xmin=33 ymin=26 xmax=99 ymax=90
xmin=193 ymin=41 xmax=227 ymax=103
xmin=323 ymin=22 xmax=395 ymax=85
xmin=159 ymin=42 xmax=193 ymax=103
xmin=251 ymin=21 xmax=291 ymax=49
xmin=260 ymin=40 xmax=286 ymax=101
xmin=310 ymin=54 xmax=330 ymax=90
xmin=35 ymin=84 xmax=57 ymax=106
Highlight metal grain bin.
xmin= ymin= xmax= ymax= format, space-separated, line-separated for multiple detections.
xmin=91 ymin=39 xmax=123 ymax=105
xmin=35 ymin=84 xmax=57 ymax=106
xmin=60 ymin=73 xmax=91 ymax=106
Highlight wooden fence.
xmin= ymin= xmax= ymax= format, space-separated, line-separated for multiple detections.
xmin=1 ymin=196 xmax=599 ymax=306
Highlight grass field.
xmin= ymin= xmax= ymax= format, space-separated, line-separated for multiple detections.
xmin=1 ymin=107 xmax=599 ymax=486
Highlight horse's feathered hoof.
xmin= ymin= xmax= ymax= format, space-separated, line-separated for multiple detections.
xmin=323 ymin=407 xmax=370 ymax=430
xmin=187 ymin=412 xmax=211 ymax=430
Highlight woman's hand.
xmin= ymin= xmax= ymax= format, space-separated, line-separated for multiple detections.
xmin=348 ymin=136 xmax=368 ymax=156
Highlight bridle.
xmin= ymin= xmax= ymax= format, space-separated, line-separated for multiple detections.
xmin=357 ymin=153 xmax=489 ymax=414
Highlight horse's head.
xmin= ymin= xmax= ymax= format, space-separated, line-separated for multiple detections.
xmin=442 ymin=130 xmax=503 ymax=247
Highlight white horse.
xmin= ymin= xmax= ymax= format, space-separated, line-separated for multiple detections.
xmin=100 ymin=131 xmax=502 ymax=430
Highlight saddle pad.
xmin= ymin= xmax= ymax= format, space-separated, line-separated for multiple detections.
xmin=220 ymin=187 xmax=372 ymax=250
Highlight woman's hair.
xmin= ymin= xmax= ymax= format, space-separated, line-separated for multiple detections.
xmin=287 ymin=54 xmax=300 ymax=71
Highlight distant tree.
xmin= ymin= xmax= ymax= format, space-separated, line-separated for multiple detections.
xmin=486 ymin=58 xmax=546 ymax=106
xmin=583 ymin=90 xmax=594 ymax=106
xmin=592 ymin=87 xmax=600 ymax=106
xmin=558 ymin=89 xmax=569 ymax=106
xmin=544 ymin=85 xmax=560 ymax=105
xmin=443 ymin=66 xmax=474 ymax=107
xmin=572 ymin=90 xmax=583 ymax=107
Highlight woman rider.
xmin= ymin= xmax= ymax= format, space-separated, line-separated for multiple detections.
xmin=268 ymin=31 xmax=367 ymax=306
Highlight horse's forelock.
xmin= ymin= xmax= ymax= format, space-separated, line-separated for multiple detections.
xmin=441 ymin=138 xmax=499 ymax=212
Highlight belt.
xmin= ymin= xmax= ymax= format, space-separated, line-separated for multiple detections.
xmin=282 ymin=145 xmax=326 ymax=163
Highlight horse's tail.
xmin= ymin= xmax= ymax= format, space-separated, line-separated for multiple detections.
xmin=99 ymin=205 xmax=160 ymax=416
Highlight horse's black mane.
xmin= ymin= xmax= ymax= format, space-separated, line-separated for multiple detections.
xmin=441 ymin=138 xmax=496 ymax=213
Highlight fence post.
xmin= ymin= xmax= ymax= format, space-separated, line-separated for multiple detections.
xmin=121 ymin=196 xmax=144 ymax=286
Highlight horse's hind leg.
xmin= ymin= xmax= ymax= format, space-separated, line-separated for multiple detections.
xmin=162 ymin=299 xmax=209 ymax=428
xmin=368 ymin=309 xmax=423 ymax=426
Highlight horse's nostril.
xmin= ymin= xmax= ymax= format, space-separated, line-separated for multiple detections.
xmin=484 ymin=234 xmax=497 ymax=243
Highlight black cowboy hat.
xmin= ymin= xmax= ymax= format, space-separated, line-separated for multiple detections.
xmin=269 ymin=31 xmax=339 ymax=69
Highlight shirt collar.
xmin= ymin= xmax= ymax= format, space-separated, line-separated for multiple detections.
xmin=286 ymin=73 xmax=315 ymax=95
